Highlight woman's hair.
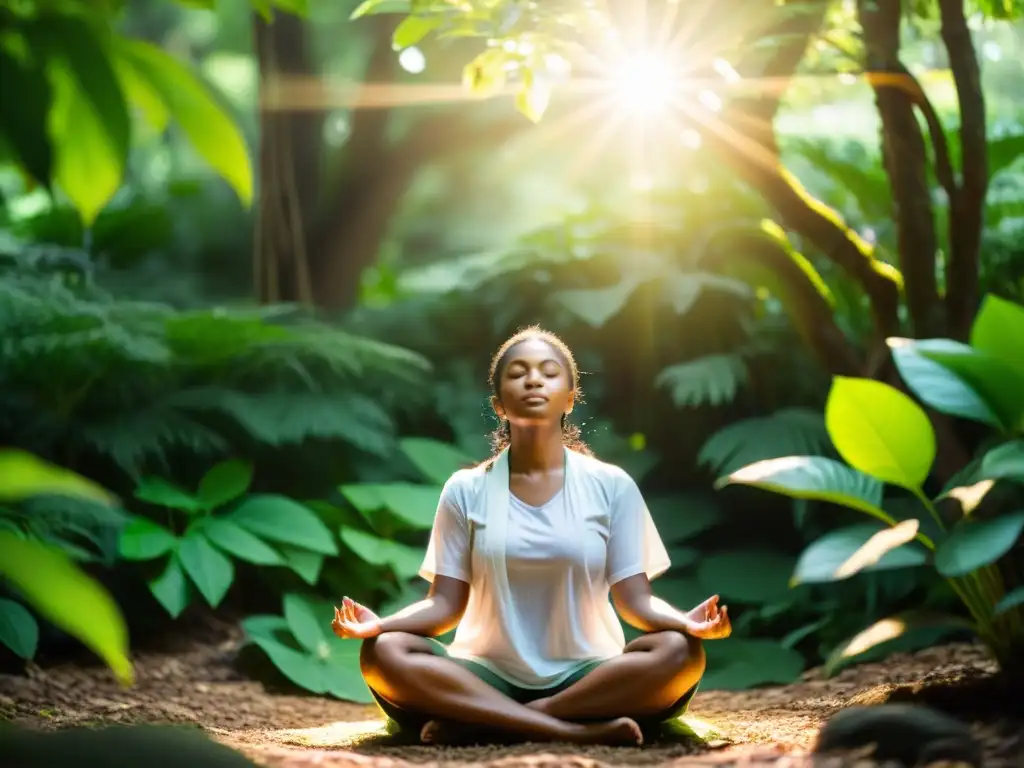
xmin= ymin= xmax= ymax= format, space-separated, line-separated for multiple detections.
xmin=487 ymin=325 xmax=591 ymax=456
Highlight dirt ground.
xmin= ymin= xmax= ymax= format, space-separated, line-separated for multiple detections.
xmin=1 ymin=621 xmax=1021 ymax=768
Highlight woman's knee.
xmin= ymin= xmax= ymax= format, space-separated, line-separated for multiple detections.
xmin=651 ymin=630 xmax=706 ymax=676
xmin=359 ymin=631 xmax=418 ymax=676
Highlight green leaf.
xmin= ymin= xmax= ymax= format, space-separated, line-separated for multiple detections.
xmin=656 ymin=354 xmax=749 ymax=409
xmin=696 ymin=550 xmax=796 ymax=604
xmin=979 ymin=440 xmax=1024 ymax=483
xmin=646 ymin=493 xmax=724 ymax=544
xmin=791 ymin=523 xmax=928 ymax=585
xmin=554 ymin=277 xmax=642 ymax=328
xmin=392 ymin=15 xmax=440 ymax=49
xmin=118 ymin=517 xmax=178 ymax=561
xmin=934 ymin=511 xmax=1024 ymax=577
xmin=717 ymin=456 xmax=891 ymax=523
xmin=888 ymin=337 xmax=1000 ymax=428
xmin=0 ymin=598 xmax=39 ymax=659
xmin=701 ymin=638 xmax=805 ymax=690
xmin=0 ymin=47 xmax=53 ymax=186
xmin=339 ymin=483 xmax=441 ymax=530
xmin=246 ymin=627 xmax=328 ymax=694
xmin=515 ymin=70 xmax=551 ymax=124
xmin=178 ymin=530 xmax=235 ymax=607
xmin=340 ymin=527 xmax=423 ymax=579
xmin=197 ymin=460 xmax=253 ymax=510
xmin=201 ymin=518 xmax=282 ymax=565
xmin=112 ymin=39 xmax=253 ymax=206
xmin=134 ymin=478 xmax=201 ymax=513
xmin=351 ymin=0 xmax=409 ymax=19
xmin=823 ymin=611 xmax=974 ymax=676
xmin=699 ymin=408 xmax=833 ymax=476
xmin=33 ymin=15 xmax=130 ymax=226
xmin=148 ymin=555 xmax=191 ymax=618
xmin=398 ymin=438 xmax=474 ymax=485
xmin=278 ymin=545 xmax=324 ymax=585
xmin=0 ymin=450 xmax=114 ymax=505
xmin=283 ymin=593 xmax=327 ymax=653
xmin=825 ymin=376 xmax=935 ymax=491
xmin=994 ymin=585 xmax=1024 ymax=615
xmin=0 ymin=532 xmax=132 ymax=684
xmin=229 ymin=495 xmax=338 ymax=555
xmin=970 ymin=294 xmax=1024 ymax=372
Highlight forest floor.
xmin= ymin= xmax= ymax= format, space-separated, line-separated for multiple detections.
xmin=1 ymin=619 xmax=1022 ymax=768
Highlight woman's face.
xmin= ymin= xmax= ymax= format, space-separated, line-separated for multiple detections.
xmin=492 ymin=338 xmax=575 ymax=426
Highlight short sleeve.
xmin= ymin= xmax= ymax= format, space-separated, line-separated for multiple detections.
xmin=606 ymin=473 xmax=671 ymax=585
xmin=418 ymin=474 xmax=472 ymax=583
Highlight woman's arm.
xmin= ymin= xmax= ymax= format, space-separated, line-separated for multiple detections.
xmin=611 ymin=573 xmax=730 ymax=639
xmin=377 ymin=575 xmax=470 ymax=637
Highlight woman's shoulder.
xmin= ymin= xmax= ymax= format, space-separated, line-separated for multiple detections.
xmin=440 ymin=464 xmax=489 ymax=508
xmin=569 ymin=451 xmax=638 ymax=497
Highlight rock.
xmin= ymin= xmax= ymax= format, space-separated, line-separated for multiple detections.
xmin=813 ymin=704 xmax=983 ymax=767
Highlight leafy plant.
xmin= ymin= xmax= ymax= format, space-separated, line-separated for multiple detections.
xmin=118 ymin=460 xmax=338 ymax=617
xmin=717 ymin=294 xmax=1024 ymax=678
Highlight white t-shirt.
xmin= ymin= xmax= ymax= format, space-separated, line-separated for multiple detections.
xmin=419 ymin=457 xmax=671 ymax=688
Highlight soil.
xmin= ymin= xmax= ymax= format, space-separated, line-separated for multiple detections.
xmin=1 ymin=620 xmax=1021 ymax=768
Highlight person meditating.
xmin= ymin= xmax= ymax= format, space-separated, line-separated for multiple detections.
xmin=330 ymin=327 xmax=732 ymax=746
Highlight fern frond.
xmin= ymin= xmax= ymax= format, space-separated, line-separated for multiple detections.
xmin=656 ymin=354 xmax=749 ymax=408
xmin=698 ymin=407 xmax=836 ymax=476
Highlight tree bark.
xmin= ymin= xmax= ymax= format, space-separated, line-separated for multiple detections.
xmin=858 ymin=0 xmax=943 ymax=337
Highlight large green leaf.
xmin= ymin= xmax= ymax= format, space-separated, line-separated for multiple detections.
xmin=699 ymin=408 xmax=833 ymax=476
xmin=118 ymin=517 xmax=178 ymax=561
xmin=201 ymin=518 xmax=282 ymax=565
xmin=283 ymin=593 xmax=328 ymax=653
xmin=823 ymin=611 xmax=974 ymax=676
xmin=646 ymin=493 xmax=724 ymax=544
xmin=0 ymin=450 xmax=114 ymax=505
xmin=278 ymin=545 xmax=324 ymax=585
xmin=339 ymin=483 xmax=441 ymax=530
xmin=979 ymin=440 xmax=1024 ymax=483
xmin=33 ymin=15 xmax=131 ymax=225
xmin=340 ymin=527 xmax=423 ymax=579
xmin=148 ymin=555 xmax=191 ymax=618
xmin=229 ymin=495 xmax=338 ymax=555
xmin=696 ymin=550 xmax=796 ymax=604
xmin=178 ymin=529 xmax=235 ymax=607
xmin=112 ymin=39 xmax=252 ymax=206
xmin=392 ymin=15 xmax=440 ymax=49
xmin=0 ymin=598 xmax=39 ymax=659
xmin=0 ymin=533 xmax=132 ymax=684
xmin=133 ymin=478 xmax=201 ymax=513
xmin=701 ymin=638 xmax=805 ymax=690
xmin=970 ymin=294 xmax=1024 ymax=372
xmin=825 ymin=377 xmax=935 ymax=491
xmin=398 ymin=437 xmax=474 ymax=485
xmin=888 ymin=337 xmax=1000 ymax=428
xmin=791 ymin=523 xmax=928 ymax=585
xmin=553 ymin=277 xmax=643 ymax=328
xmin=0 ymin=46 xmax=53 ymax=186
xmin=934 ymin=511 xmax=1024 ymax=577
xmin=197 ymin=460 xmax=253 ymax=511
xmin=717 ymin=456 xmax=891 ymax=523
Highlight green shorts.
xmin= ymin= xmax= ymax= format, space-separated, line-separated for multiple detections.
xmin=366 ymin=637 xmax=700 ymax=736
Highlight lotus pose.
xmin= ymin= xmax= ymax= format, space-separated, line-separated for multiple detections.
xmin=331 ymin=327 xmax=732 ymax=746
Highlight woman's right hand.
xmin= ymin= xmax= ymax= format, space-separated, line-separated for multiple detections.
xmin=684 ymin=594 xmax=732 ymax=640
xmin=331 ymin=596 xmax=383 ymax=640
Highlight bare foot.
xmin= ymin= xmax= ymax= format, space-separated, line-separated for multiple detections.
xmin=570 ymin=717 xmax=644 ymax=746
xmin=420 ymin=719 xmax=448 ymax=744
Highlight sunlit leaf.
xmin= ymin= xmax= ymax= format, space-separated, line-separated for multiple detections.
xmin=0 ymin=450 xmax=114 ymax=505
xmin=970 ymin=294 xmax=1024 ymax=372
xmin=791 ymin=523 xmax=928 ymax=585
xmin=392 ymin=15 xmax=440 ymax=49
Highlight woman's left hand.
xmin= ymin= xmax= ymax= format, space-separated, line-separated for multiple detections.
xmin=684 ymin=594 xmax=732 ymax=639
xmin=331 ymin=596 xmax=382 ymax=640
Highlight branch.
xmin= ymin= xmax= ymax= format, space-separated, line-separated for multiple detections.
xmin=938 ymin=0 xmax=988 ymax=339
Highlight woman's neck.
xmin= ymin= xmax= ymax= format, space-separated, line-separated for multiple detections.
xmin=507 ymin=424 xmax=564 ymax=473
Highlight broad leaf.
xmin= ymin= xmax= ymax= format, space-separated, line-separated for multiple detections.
xmin=701 ymin=638 xmax=805 ymax=690
xmin=398 ymin=437 xmax=474 ymax=485
xmin=148 ymin=555 xmax=191 ymax=618
xmin=134 ymin=478 xmax=201 ymax=513
xmin=283 ymin=592 xmax=327 ymax=653
xmin=351 ymin=0 xmax=410 ymax=19
xmin=118 ymin=517 xmax=177 ymax=561
xmin=230 ymin=495 xmax=338 ymax=555
xmin=178 ymin=530 xmax=235 ymax=607
xmin=340 ymin=527 xmax=423 ymax=579
xmin=696 ymin=550 xmax=795 ymax=604
xmin=656 ymin=354 xmax=749 ymax=409
xmin=823 ymin=611 xmax=974 ymax=675
xmin=392 ymin=15 xmax=439 ymax=49
xmin=646 ymin=493 xmax=724 ymax=544
xmin=339 ymin=483 xmax=441 ymax=530
xmin=791 ymin=523 xmax=928 ymax=585
xmin=278 ymin=545 xmax=324 ymax=585
xmin=717 ymin=456 xmax=891 ymax=523
xmin=888 ymin=337 xmax=1000 ymax=428
xmin=825 ymin=376 xmax=935 ymax=491
xmin=0 ymin=47 xmax=53 ymax=186
xmin=699 ymin=408 xmax=833 ymax=476
xmin=0 ymin=451 xmax=114 ymax=504
xmin=197 ymin=460 xmax=253 ymax=510
xmin=202 ymin=518 xmax=282 ymax=565
xmin=113 ymin=40 xmax=253 ymax=206
xmin=0 ymin=598 xmax=39 ymax=659
xmin=979 ymin=440 xmax=1024 ymax=483
xmin=0 ymin=533 xmax=132 ymax=684
xmin=934 ymin=511 xmax=1024 ymax=577
xmin=970 ymin=294 xmax=1024 ymax=372
xmin=995 ymin=586 xmax=1024 ymax=615
xmin=553 ymin=277 xmax=643 ymax=328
